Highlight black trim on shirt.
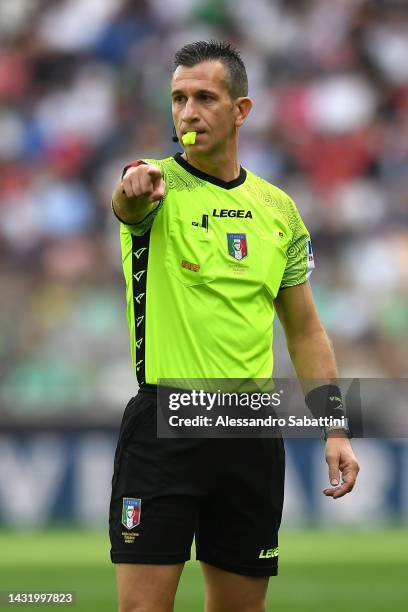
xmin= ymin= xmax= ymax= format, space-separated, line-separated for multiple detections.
xmin=132 ymin=231 xmax=151 ymax=386
xmin=111 ymin=200 xmax=160 ymax=226
xmin=174 ymin=152 xmax=247 ymax=190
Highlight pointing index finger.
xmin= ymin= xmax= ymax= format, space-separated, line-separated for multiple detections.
xmin=146 ymin=164 xmax=162 ymax=179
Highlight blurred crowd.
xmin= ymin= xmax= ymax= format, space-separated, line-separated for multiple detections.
xmin=0 ymin=0 xmax=407 ymax=412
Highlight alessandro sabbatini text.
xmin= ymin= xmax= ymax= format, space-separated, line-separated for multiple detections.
xmin=168 ymin=414 xmax=348 ymax=429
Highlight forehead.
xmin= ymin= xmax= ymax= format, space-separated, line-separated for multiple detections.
xmin=171 ymin=60 xmax=229 ymax=93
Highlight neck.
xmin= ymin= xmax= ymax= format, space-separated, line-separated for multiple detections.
xmin=181 ymin=149 xmax=241 ymax=182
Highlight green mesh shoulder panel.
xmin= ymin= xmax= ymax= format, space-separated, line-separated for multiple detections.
xmin=245 ymin=171 xmax=312 ymax=288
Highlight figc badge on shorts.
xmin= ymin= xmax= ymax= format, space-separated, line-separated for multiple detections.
xmin=227 ymin=233 xmax=248 ymax=260
xmin=122 ymin=497 xmax=141 ymax=530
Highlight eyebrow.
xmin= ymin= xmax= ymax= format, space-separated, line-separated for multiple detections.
xmin=171 ymin=88 xmax=218 ymax=97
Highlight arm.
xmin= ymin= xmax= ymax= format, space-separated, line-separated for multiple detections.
xmin=274 ymin=281 xmax=360 ymax=499
xmin=112 ymin=163 xmax=165 ymax=225
xmin=274 ymin=281 xmax=337 ymax=390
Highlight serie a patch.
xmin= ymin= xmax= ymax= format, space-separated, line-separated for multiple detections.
xmin=122 ymin=497 xmax=141 ymax=530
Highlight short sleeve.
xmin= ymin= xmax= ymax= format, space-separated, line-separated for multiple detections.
xmin=280 ymin=198 xmax=315 ymax=289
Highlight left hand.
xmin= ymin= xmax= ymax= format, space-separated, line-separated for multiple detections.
xmin=323 ymin=433 xmax=360 ymax=499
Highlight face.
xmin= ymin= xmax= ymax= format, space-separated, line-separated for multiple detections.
xmin=171 ymin=61 xmax=251 ymax=155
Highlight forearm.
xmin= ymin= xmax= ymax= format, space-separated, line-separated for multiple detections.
xmin=286 ymin=326 xmax=339 ymax=395
xmin=111 ymin=180 xmax=159 ymax=224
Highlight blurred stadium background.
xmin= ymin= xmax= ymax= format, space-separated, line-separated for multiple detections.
xmin=0 ymin=0 xmax=407 ymax=610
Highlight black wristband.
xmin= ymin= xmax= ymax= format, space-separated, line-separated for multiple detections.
xmin=305 ymin=384 xmax=343 ymax=418
xmin=305 ymin=384 xmax=350 ymax=440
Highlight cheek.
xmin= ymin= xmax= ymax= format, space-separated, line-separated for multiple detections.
xmin=220 ymin=116 xmax=235 ymax=135
xmin=172 ymin=106 xmax=183 ymax=121
xmin=209 ymin=111 xmax=234 ymax=133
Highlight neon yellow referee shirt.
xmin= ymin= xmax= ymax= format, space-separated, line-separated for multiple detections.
xmin=117 ymin=153 xmax=314 ymax=384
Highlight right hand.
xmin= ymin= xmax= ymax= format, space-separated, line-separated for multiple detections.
xmin=122 ymin=164 xmax=166 ymax=203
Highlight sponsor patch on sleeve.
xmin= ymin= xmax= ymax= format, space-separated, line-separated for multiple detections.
xmin=306 ymin=238 xmax=315 ymax=277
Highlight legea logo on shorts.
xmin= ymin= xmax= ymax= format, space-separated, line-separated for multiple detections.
xmin=122 ymin=497 xmax=141 ymax=530
xmin=259 ymin=546 xmax=279 ymax=559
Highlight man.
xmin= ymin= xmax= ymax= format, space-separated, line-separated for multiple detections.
xmin=109 ymin=41 xmax=360 ymax=612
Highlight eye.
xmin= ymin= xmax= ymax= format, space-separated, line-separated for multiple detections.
xmin=173 ymin=95 xmax=185 ymax=103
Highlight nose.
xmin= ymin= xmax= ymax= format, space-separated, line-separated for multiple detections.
xmin=181 ymin=97 xmax=199 ymax=124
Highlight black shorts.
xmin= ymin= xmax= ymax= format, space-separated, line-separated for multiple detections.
xmin=109 ymin=391 xmax=285 ymax=577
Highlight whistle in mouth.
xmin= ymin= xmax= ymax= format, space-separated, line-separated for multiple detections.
xmin=182 ymin=131 xmax=197 ymax=145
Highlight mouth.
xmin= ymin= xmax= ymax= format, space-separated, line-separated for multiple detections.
xmin=182 ymin=130 xmax=205 ymax=136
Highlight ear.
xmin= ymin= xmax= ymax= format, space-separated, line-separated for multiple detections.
xmin=234 ymin=97 xmax=253 ymax=128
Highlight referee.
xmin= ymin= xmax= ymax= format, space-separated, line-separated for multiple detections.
xmin=109 ymin=41 xmax=360 ymax=612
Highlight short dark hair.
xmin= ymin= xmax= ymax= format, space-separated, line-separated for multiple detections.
xmin=173 ymin=40 xmax=248 ymax=99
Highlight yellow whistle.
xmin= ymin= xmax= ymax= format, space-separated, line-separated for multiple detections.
xmin=182 ymin=131 xmax=197 ymax=145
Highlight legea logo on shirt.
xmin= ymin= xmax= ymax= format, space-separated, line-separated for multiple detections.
xmin=213 ymin=209 xmax=253 ymax=218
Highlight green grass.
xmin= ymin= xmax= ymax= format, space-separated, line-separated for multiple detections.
xmin=0 ymin=528 xmax=407 ymax=611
